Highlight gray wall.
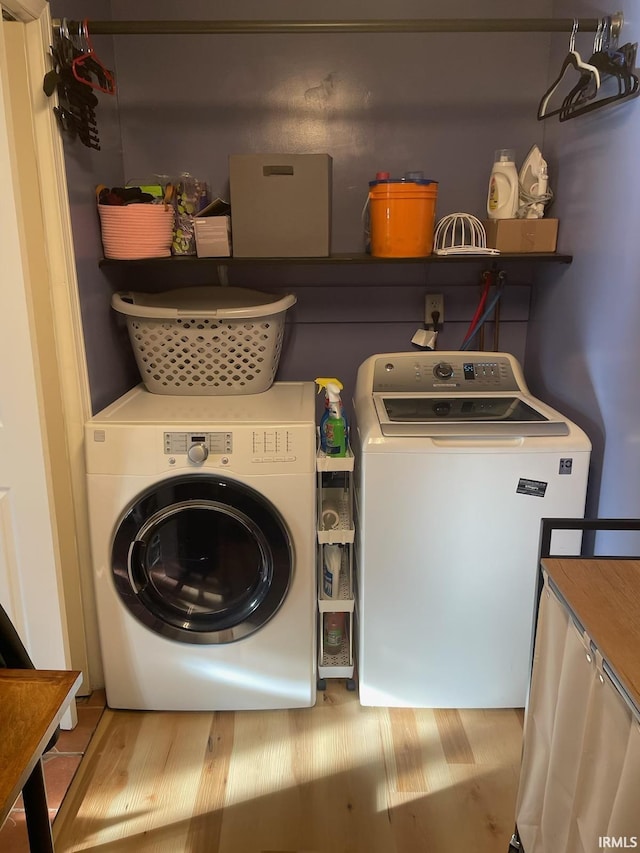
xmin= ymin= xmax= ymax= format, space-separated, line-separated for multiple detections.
xmin=107 ymin=0 xmax=553 ymax=249
xmin=49 ymin=0 xmax=129 ymax=411
xmin=51 ymin=0 xmax=556 ymax=417
xmin=523 ymin=1 xmax=640 ymax=551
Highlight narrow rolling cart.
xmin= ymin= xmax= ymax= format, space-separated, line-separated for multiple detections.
xmin=316 ymin=447 xmax=356 ymax=691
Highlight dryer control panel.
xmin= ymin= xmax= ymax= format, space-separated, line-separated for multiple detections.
xmin=163 ymin=428 xmax=308 ymax=468
xmin=164 ymin=432 xmax=233 ymax=455
xmin=372 ymin=354 xmax=522 ymax=393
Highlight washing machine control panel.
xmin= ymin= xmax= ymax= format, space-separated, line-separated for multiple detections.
xmin=164 ymin=432 xmax=233 ymax=455
xmin=372 ymin=354 xmax=521 ymax=392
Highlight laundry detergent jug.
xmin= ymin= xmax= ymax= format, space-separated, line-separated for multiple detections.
xmin=487 ymin=149 xmax=518 ymax=220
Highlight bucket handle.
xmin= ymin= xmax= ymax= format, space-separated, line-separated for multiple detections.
xmin=361 ymin=195 xmax=371 ymax=251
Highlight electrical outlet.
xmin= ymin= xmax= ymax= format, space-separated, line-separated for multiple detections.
xmin=425 ymin=293 xmax=444 ymax=328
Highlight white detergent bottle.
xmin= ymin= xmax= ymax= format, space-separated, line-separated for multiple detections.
xmin=323 ymin=544 xmax=342 ymax=599
xmin=487 ymin=148 xmax=518 ymax=220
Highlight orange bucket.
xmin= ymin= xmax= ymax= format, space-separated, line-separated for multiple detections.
xmin=368 ymin=177 xmax=438 ymax=258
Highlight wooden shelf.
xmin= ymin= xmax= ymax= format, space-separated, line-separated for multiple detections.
xmin=99 ymin=251 xmax=572 ymax=267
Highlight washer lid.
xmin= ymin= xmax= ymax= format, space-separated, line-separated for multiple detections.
xmin=373 ymin=394 xmax=570 ymax=437
xmin=359 ymin=352 xmax=570 ymax=437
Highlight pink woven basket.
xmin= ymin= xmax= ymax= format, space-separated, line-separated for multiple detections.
xmin=98 ymin=204 xmax=175 ymax=259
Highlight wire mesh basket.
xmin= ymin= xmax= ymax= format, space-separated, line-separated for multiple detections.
xmin=111 ymin=286 xmax=296 ymax=395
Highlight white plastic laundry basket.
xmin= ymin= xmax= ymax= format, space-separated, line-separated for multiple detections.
xmin=111 ymin=286 xmax=296 ymax=395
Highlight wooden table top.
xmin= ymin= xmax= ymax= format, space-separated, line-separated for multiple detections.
xmin=0 ymin=669 xmax=82 ymax=826
xmin=541 ymin=558 xmax=640 ymax=713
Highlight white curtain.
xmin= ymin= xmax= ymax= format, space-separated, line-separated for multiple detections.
xmin=516 ymin=576 xmax=640 ymax=853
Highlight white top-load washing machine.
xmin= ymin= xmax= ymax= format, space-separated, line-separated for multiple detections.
xmin=353 ymin=352 xmax=591 ymax=708
xmin=85 ymin=382 xmax=317 ymax=711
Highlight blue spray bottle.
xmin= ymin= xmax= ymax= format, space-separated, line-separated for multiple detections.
xmin=315 ymin=377 xmax=348 ymax=457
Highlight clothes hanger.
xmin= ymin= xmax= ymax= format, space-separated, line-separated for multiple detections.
xmin=555 ymin=19 xmax=608 ymax=115
xmin=71 ymin=19 xmax=116 ymax=96
xmin=537 ymin=19 xmax=601 ymax=120
xmin=46 ymin=19 xmax=101 ymax=149
xmin=559 ymin=19 xmax=639 ymax=120
xmin=559 ymin=59 xmax=639 ymax=119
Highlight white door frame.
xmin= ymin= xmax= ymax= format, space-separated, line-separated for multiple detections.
xmin=2 ymin=0 xmax=44 ymax=20
xmin=1 ymin=0 xmax=99 ymax=691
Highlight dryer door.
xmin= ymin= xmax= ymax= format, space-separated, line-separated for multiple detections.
xmin=111 ymin=475 xmax=292 ymax=644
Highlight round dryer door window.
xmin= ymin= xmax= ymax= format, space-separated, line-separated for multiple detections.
xmin=111 ymin=475 xmax=293 ymax=644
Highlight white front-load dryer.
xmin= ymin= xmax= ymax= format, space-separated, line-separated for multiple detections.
xmin=84 ymin=382 xmax=317 ymax=711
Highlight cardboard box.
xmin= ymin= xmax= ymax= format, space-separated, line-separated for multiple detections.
xmin=229 ymin=153 xmax=332 ymax=257
xmin=484 ymin=218 xmax=559 ymax=253
xmin=194 ymin=199 xmax=232 ymax=257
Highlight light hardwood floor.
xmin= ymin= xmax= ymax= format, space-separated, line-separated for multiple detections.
xmin=53 ymin=682 xmax=524 ymax=853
